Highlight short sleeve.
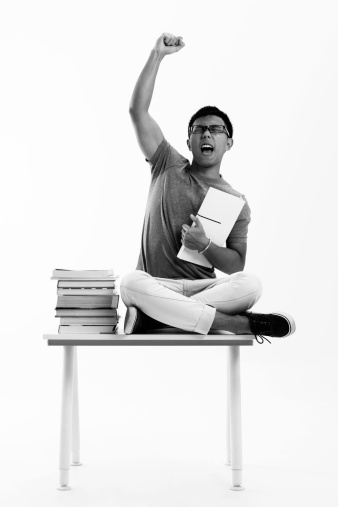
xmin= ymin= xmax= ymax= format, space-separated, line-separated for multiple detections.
xmin=227 ymin=198 xmax=251 ymax=244
xmin=146 ymin=138 xmax=189 ymax=179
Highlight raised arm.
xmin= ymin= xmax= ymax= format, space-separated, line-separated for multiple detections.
xmin=129 ymin=33 xmax=185 ymax=161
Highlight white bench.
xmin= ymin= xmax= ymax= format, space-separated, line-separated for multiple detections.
xmin=43 ymin=329 xmax=254 ymax=491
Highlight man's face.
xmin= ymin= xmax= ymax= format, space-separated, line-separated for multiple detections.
xmin=187 ymin=115 xmax=232 ymax=167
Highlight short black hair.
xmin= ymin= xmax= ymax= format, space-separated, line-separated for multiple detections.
xmin=188 ymin=106 xmax=233 ymax=139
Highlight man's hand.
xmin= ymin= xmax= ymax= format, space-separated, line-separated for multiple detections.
xmin=181 ymin=215 xmax=209 ymax=251
xmin=154 ymin=33 xmax=185 ymax=56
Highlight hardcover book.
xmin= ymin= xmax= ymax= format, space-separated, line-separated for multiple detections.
xmin=56 ymin=294 xmax=119 ymax=309
xmin=52 ymin=268 xmax=115 ymax=279
xmin=57 ymin=280 xmax=116 ymax=288
xmin=60 ymin=317 xmax=119 ymax=325
xmin=55 ymin=308 xmax=118 ymax=317
xmin=58 ymin=325 xmax=118 ymax=334
xmin=57 ymin=288 xmax=116 ymax=296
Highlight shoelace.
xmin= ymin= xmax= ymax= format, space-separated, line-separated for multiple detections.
xmin=255 ymin=334 xmax=271 ymax=345
xmin=250 ymin=315 xmax=272 ymax=345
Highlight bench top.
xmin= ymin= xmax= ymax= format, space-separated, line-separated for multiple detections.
xmin=43 ymin=329 xmax=254 ymax=346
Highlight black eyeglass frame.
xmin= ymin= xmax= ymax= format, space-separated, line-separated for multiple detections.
xmin=189 ymin=124 xmax=230 ymax=137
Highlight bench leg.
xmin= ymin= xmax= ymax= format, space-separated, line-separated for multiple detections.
xmin=225 ymin=348 xmax=231 ymax=466
xmin=58 ymin=346 xmax=74 ymax=490
xmin=71 ymin=347 xmax=82 ymax=466
xmin=228 ymin=346 xmax=244 ymax=491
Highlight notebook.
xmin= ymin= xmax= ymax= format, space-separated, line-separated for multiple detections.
xmin=177 ymin=187 xmax=245 ymax=268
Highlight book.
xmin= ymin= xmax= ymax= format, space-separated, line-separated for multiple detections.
xmin=58 ymin=325 xmax=118 ymax=334
xmin=55 ymin=308 xmax=118 ymax=317
xmin=51 ymin=277 xmax=118 ymax=281
xmin=60 ymin=317 xmax=119 ymax=325
xmin=52 ymin=268 xmax=115 ymax=279
xmin=57 ymin=280 xmax=116 ymax=288
xmin=177 ymin=187 xmax=245 ymax=268
xmin=57 ymin=288 xmax=116 ymax=296
xmin=56 ymin=294 xmax=119 ymax=309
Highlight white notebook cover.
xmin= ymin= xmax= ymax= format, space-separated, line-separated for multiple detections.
xmin=177 ymin=187 xmax=245 ymax=268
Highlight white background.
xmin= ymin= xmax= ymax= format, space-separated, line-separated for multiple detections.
xmin=0 ymin=1 xmax=337 ymax=506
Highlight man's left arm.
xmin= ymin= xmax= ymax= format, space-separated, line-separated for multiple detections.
xmin=203 ymin=241 xmax=246 ymax=274
xmin=181 ymin=215 xmax=247 ymax=274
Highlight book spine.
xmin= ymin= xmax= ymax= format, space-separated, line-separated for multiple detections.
xmin=60 ymin=317 xmax=118 ymax=325
xmin=56 ymin=295 xmax=119 ymax=308
xmin=53 ymin=270 xmax=114 ymax=278
xmin=58 ymin=325 xmax=118 ymax=334
xmin=58 ymin=280 xmax=116 ymax=288
xmin=57 ymin=288 xmax=116 ymax=295
xmin=55 ymin=309 xmax=118 ymax=317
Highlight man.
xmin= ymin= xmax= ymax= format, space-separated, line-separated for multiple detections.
xmin=120 ymin=33 xmax=296 ymax=341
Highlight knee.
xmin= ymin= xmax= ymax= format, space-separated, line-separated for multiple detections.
xmin=245 ymin=272 xmax=262 ymax=295
xmin=232 ymin=271 xmax=263 ymax=299
xmin=120 ymin=270 xmax=150 ymax=291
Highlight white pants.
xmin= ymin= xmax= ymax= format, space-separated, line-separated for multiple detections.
xmin=120 ymin=270 xmax=263 ymax=335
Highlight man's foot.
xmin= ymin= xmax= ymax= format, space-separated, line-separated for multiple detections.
xmin=124 ymin=306 xmax=168 ymax=334
xmin=243 ymin=311 xmax=296 ymax=341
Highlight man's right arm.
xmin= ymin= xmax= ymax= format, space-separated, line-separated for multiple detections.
xmin=129 ymin=33 xmax=185 ymax=161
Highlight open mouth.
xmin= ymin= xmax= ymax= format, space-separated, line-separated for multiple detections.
xmin=201 ymin=143 xmax=214 ymax=155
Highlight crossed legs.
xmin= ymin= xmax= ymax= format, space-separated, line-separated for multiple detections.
xmin=120 ymin=270 xmax=262 ymax=335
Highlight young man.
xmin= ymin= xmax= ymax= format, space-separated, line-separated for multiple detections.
xmin=120 ymin=33 xmax=296 ymax=341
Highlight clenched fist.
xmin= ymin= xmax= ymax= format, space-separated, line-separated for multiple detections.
xmin=154 ymin=33 xmax=185 ymax=56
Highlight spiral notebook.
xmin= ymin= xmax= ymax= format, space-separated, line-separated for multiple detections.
xmin=177 ymin=187 xmax=245 ymax=268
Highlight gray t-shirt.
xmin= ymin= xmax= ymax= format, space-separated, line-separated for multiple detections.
xmin=136 ymin=138 xmax=251 ymax=279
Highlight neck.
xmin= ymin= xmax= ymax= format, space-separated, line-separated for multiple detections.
xmin=190 ymin=160 xmax=222 ymax=179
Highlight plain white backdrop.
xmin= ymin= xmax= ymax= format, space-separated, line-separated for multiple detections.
xmin=1 ymin=1 xmax=337 ymax=506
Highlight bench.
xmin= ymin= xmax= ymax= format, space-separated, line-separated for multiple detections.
xmin=43 ymin=329 xmax=254 ymax=491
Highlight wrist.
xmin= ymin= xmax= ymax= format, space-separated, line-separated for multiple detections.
xmin=198 ymin=238 xmax=211 ymax=254
xmin=151 ymin=48 xmax=166 ymax=60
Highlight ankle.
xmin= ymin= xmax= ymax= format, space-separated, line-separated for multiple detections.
xmin=237 ymin=315 xmax=251 ymax=334
xmin=211 ymin=312 xmax=251 ymax=334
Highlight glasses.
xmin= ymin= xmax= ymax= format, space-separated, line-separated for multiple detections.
xmin=189 ymin=124 xmax=230 ymax=136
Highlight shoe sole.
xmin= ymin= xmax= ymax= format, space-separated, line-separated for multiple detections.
xmin=271 ymin=312 xmax=296 ymax=337
xmin=124 ymin=307 xmax=138 ymax=335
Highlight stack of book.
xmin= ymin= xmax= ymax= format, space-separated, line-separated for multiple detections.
xmin=52 ymin=268 xmax=120 ymax=334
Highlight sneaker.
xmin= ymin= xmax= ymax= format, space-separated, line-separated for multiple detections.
xmin=124 ymin=306 xmax=168 ymax=334
xmin=244 ymin=311 xmax=296 ymax=343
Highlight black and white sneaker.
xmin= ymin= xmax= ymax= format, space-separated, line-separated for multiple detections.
xmin=244 ymin=311 xmax=296 ymax=344
xmin=124 ymin=306 xmax=167 ymax=334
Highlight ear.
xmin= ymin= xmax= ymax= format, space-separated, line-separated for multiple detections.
xmin=225 ymin=138 xmax=234 ymax=152
xmin=186 ymin=139 xmax=191 ymax=151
